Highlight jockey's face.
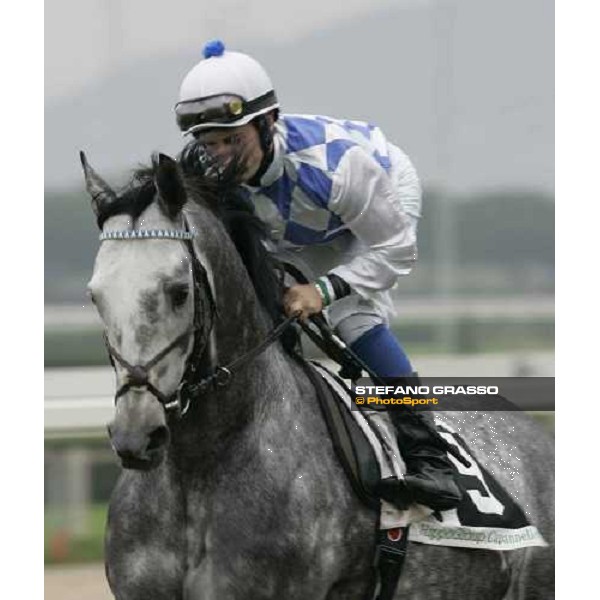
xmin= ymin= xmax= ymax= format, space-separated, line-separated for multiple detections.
xmin=194 ymin=123 xmax=263 ymax=182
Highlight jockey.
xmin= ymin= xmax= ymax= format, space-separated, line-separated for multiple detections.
xmin=174 ymin=40 xmax=462 ymax=511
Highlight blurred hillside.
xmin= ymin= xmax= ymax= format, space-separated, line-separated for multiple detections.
xmin=45 ymin=186 xmax=554 ymax=304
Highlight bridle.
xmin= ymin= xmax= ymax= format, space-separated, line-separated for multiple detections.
xmin=100 ymin=219 xmax=216 ymax=417
xmin=100 ymin=217 xmax=298 ymax=418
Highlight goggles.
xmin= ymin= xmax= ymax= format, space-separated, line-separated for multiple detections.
xmin=175 ymin=90 xmax=277 ymax=133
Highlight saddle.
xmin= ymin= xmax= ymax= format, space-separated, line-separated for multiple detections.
xmin=297 ymin=357 xmax=383 ymax=510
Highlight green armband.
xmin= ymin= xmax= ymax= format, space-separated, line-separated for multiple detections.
xmin=314 ymin=277 xmax=334 ymax=306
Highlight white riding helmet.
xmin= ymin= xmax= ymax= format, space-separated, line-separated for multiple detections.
xmin=175 ymin=40 xmax=279 ymax=136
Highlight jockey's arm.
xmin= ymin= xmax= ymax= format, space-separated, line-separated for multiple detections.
xmin=326 ymin=144 xmax=421 ymax=301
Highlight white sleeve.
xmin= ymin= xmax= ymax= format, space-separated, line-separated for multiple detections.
xmin=327 ymin=145 xmax=421 ymax=299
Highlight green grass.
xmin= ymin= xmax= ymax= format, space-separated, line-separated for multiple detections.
xmin=45 ymin=503 xmax=108 ymax=565
xmin=531 ymin=411 xmax=555 ymax=434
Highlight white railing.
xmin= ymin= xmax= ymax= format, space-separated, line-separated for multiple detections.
xmin=45 ymin=296 xmax=554 ymax=329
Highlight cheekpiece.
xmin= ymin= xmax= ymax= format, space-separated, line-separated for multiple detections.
xmin=100 ymin=229 xmax=196 ymax=241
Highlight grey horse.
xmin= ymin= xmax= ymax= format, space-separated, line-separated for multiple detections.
xmin=82 ymin=152 xmax=554 ymax=600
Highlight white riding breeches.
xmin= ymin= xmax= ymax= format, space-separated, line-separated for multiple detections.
xmin=269 ymin=233 xmax=393 ymax=346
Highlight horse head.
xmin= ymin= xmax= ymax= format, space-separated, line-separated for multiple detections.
xmin=81 ymin=151 xmax=214 ymax=470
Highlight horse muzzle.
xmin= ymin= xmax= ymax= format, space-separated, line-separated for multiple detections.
xmin=108 ymin=423 xmax=170 ymax=470
xmin=108 ymin=395 xmax=171 ymax=470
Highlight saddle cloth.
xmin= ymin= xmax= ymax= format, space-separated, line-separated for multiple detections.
xmin=310 ymin=361 xmax=547 ymax=551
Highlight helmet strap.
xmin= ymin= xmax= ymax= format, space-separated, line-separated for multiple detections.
xmin=247 ymin=115 xmax=275 ymax=186
xmin=255 ymin=114 xmax=273 ymax=153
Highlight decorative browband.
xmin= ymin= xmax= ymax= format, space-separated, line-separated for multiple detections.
xmin=99 ymin=229 xmax=197 ymax=241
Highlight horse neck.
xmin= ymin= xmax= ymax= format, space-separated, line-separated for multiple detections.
xmin=169 ymin=207 xmax=291 ymax=468
xmin=196 ymin=221 xmax=272 ymax=365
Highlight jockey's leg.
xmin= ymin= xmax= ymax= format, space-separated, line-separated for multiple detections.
xmin=347 ymin=323 xmax=413 ymax=376
xmin=334 ymin=312 xmax=462 ymax=511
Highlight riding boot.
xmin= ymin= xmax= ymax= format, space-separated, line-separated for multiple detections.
xmin=379 ymin=375 xmax=463 ymax=511
xmin=347 ymin=328 xmax=462 ymax=510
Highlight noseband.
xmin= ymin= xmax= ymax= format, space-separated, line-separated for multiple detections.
xmin=100 ymin=221 xmax=216 ymax=416
xmin=105 ymin=328 xmax=194 ymax=411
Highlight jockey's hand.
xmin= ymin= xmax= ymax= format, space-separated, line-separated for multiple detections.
xmin=283 ymin=284 xmax=323 ymax=322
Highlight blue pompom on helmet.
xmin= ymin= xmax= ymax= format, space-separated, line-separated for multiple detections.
xmin=175 ymin=40 xmax=279 ymax=135
xmin=202 ymin=39 xmax=225 ymax=59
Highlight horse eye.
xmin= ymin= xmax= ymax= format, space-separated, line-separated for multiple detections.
xmin=169 ymin=284 xmax=189 ymax=309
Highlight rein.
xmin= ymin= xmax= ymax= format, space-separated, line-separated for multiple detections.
xmin=184 ymin=312 xmax=300 ymax=396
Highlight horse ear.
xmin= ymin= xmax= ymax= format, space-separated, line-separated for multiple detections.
xmin=154 ymin=153 xmax=187 ymax=219
xmin=79 ymin=151 xmax=118 ymax=219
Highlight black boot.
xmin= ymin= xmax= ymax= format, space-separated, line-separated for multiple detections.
xmin=389 ymin=409 xmax=463 ymax=511
xmin=373 ymin=374 xmax=463 ymax=511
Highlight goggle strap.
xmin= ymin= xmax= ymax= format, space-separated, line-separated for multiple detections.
xmin=175 ymin=90 xmax=278 ymax=130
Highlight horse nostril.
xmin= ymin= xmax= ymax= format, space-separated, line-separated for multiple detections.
xmin=116 ymin=449 xmax=137 ymax=461
xmin=147 ymin=426 xmax=169 ymax=452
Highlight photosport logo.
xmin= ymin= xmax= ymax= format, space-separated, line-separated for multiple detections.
xmin=354 ymin=396 xmax=441 ymax=407
xmin=350 ymin=377 xmax=555 ymax=412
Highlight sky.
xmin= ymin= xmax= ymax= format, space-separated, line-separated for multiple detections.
xmin=46 ymin=0 xmax=423 ymax=100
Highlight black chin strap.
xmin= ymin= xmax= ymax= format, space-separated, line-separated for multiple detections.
xmin=246 ymin=115 xmax=275 ymax=187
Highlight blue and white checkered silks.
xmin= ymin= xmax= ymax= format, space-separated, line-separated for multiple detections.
xmin=244 ymin=115 xmax=396 ymax=245
xmin=242 ymin=114 xmax=422 ymax=308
